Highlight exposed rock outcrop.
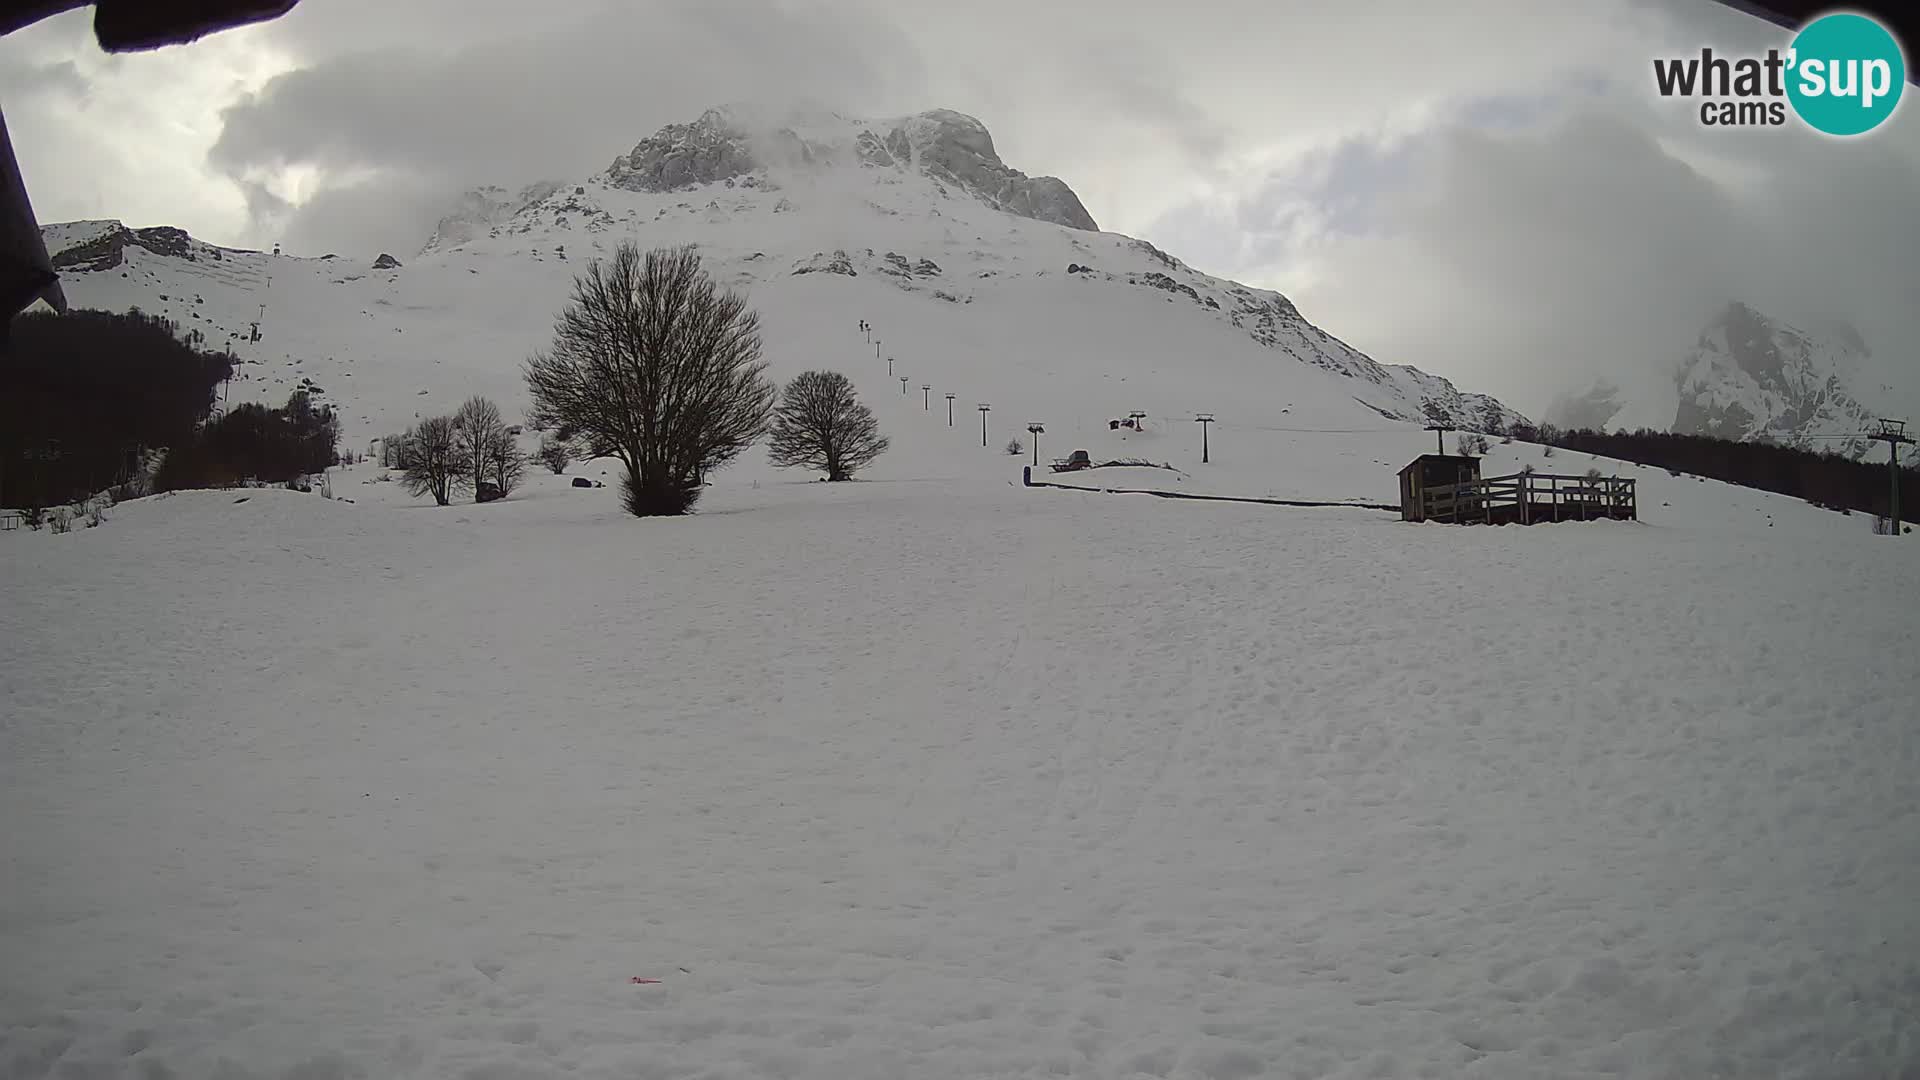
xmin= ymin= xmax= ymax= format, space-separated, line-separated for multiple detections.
xmin=1671 ymin=302 xmax=1874 ymax=456
xmin=603 ymin=106 xmax=1099 ymax=232
xmin=50 ymin=224 xmax=226 ymax=272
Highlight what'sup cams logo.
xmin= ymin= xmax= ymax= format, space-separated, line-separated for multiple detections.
xmin=1653 ymin=10 xmax=1906 ymax=135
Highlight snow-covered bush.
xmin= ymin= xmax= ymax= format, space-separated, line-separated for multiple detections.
xmin=1005 ymin=438 xmax=1024 ymax=456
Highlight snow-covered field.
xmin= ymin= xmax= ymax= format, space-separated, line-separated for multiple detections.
xmin=12 ymin=106 xmax=1919 ymax=1079
xmin=4 ymin=473 xmax=1918 ymax=1080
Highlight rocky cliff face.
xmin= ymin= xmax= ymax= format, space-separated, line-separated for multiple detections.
xmin=420 ymin=182 xmax=566 ymax=255
xmin=49 ymin=223 xmax=241 ymax=272
xmin=1672 ymin=302 xmax=1875 ymax=456
xmin=603 ymin=107 xmax=1099 ymax=232
xmin=1544 ymin=303 xmax=1883 ymax=456
xmin=860 ymin=110 xmax=1098 ymax=232
xmin=603 ymin=110 xmax=762 ymax=194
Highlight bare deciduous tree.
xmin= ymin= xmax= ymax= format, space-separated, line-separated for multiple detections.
xmin=452 ymin=396 xmax=505 ymax=502
xmin=379 ymin=433 xmax=411 ymax=469
xmin=536 ymin=434 xmax=570 ymax=474
xmin=485 ymin=425 xmax=528 ymax=498
xmin=767 ymin=370 xmax=889 ymax=481
xmin=399 ymin=415 xmax=468 ymax=506
xmin=524 ymin=243 xmax=775 ymax=516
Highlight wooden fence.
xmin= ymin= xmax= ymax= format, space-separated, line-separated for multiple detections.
xmin=1422 ymin=471 xmax=1636 ymax=525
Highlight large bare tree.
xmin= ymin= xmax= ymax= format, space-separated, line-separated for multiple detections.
xmin=524 ymin=243 xmax=774 ymax=516
xmin=452 ymin=395 xmax=504 ymax=501
xmin=767 ymin=370 xmax=889 ymax=481
xmin=399 ymin=414 xmax=467 ymax=506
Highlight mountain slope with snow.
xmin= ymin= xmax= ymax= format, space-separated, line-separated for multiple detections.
xmin=421 ymin=181 xmax=567 ymax=257
xmin=1554 ymin=302 xmax=1892 ymax=458
xmin=1672 ymin=302 xmax=1878 ymax=457
xmin=37 ymin=106 xmax=1524 ymax=507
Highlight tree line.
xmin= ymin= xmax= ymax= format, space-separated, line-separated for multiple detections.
xmin=155 ymin=390 xmax=341 ymax=492
xmin=1504 ymin=422 xmax=1917 ymax=524
xmin=2 ymin=308 xmax=354 ymax=504
xmin=2 ymin=308 xmax=233 ymax=508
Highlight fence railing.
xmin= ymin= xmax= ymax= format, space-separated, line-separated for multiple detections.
xmin=1424 ymin=471 xmax=1636 ymax=524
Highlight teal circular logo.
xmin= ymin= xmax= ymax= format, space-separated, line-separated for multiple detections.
xmin=1786 ymin=12 xmax=1906 ymax=136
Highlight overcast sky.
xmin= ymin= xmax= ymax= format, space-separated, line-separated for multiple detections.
xmin=4 ymin=0 xmax=1915 ymax=417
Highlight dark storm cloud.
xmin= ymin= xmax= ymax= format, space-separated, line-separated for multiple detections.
xmin=208 ymin=0 xmax=928 ymax=253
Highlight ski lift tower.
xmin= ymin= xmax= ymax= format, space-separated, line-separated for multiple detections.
xmin=1869 ymin=419 xmax=1914 ymax=535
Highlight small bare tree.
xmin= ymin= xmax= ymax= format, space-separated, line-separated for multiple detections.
xmin=399 ymin=415 xmax=468 ymax=506
xmin=485 ymin=425 xmax=528 ymax=498
xmin=525 ymin=243 xmax=774 ymax=515
xmin=1005 ymin=437 xmax=1024 ymax=456
xmin=536 ymin=434 xmax=570 ymax=474
xmin=767 ymin=370 xmax=889 ymax=481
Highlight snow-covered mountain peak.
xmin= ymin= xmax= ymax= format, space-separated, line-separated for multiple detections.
xmin=1550 ymin=300 xmax=1884 ymax=457
xmin=601 ymin=105 xmax=1099 ymax=232
xmin=1673 ymin=301 xmax=1875 ymax=456
xmin=39 ymin=98 xmax=1532 ymax=452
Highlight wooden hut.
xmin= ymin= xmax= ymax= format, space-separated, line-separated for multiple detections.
xmin=1398 ymin=454 xmax=1481 ymax=522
